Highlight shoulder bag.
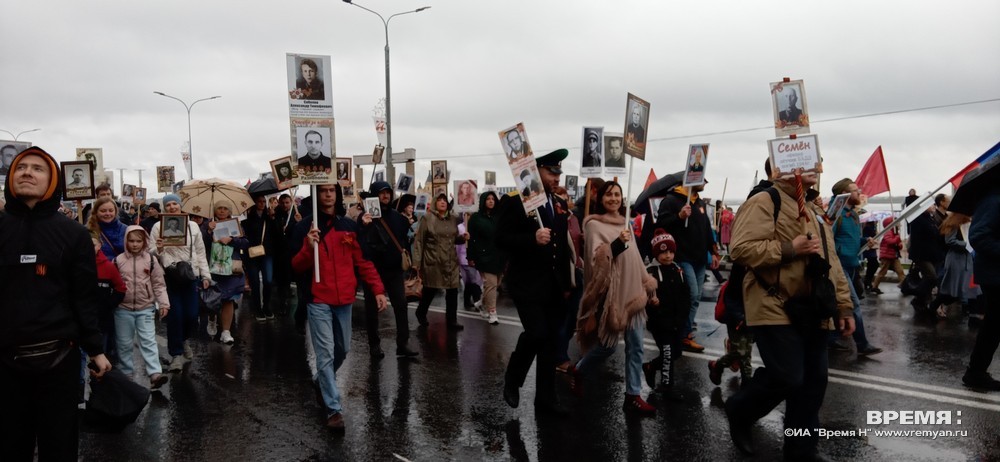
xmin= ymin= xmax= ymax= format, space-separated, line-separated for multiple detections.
xmin=248 ymin=220 xmax=266 ymax=258
xmin=379 ymin=218 xmax=412 ymax=271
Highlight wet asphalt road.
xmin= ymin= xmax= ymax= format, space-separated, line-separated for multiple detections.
xmin=79 ymin=278 xmax=1000 ymax=461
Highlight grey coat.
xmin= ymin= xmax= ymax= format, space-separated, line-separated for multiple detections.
xmin=939 ymin=228 xmax=974 ymax=299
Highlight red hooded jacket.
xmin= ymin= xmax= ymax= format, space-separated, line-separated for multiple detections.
xmin=291 ymin=212 xmax=384 ymax=306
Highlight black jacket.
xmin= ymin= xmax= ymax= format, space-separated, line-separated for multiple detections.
xmin=909 ymin=210 xmax=946 ymax=263
xmin=646 ymin=263 xmax=690 ymax=339
xmin=243 ymin=208 xmax=277 ymax=257
xmin=496 ymin=192 xmax=573 ymax=295
xmin=357 ymin=204 xmax=410 ymax=272
xmin=655 ymin=189 xmax=717 ymax=265
xmin=0 ymin=147 xmax=104 ymax=355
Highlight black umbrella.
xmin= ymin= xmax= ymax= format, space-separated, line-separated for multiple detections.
xmin=393 ymin=193 xmax=416 ymax=211
xmin=82 ymin=368 xmax=151 ymax=433
xmin=950 ymin=150 xmax=1000 ymax=216
xmin=632 ymin=171 xmax=684 ymax=216
xmin=247 ymin=177 xmax=279 ymax=197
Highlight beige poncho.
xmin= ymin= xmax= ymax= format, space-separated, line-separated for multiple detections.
xmin=576 ymin=213 xmax=656 ymax=352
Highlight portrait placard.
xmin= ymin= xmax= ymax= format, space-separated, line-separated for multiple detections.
xmin=121 ymin=184 xmax=136 ymax=203
xmin=826 ymin=193 xmax=850 ymax=220
xmin=270 ymin=156 xmax=296 ymax=190
xmin=498 ymin=123 xmax=533 ymax=166
xmin=159 ymin=214 xmax=189 ymax=247
xmin=603 ymin=132 xmax=626 ymax=176
xmin=432 ymin=184 xmax=447 ymax=200
xmin=61 ymin=161 xmax=95 ymax=200
xmin=75 ymin=148 xmax=103 ymax=178
xmin=213 ymin=218 xmax=243 ymax=241
xmin=580 ymin=126 xmax=604 ymax=178
xmin=623 ymin=93 xmax=650 ymax=160
xmin=291 ymin=120 xmax=335 ymax=185
xmin=565 ymin=175 xmax=579 ymax=198
xmin=498 ymin=122 xmax=545 ymax=212
xmin=371 ymin=144 xmax=385 ymax=165
xmin=373 ymin=170 xmax=385 ymax=185
xmin=484 ymin=171 xmax=496 ymax=186
xmin=683 ymin=144 xmax=709 ymax=187
xmin=363 ymin=197 xmax=382 ymax=219
xmin=1 ymin=141 xmax=31 ymax=184
xmin=454 ymin=180 xmax=478 ymax=213
xmin=334 ymin=157 xmax=352 ymax=187
xmin=767 ymin=134 xmax=822 ymax=179
xmin=430 ymin=160 xmax=448 ymax=184
xmin=395 ymin=173 xmax=413 ymax=193
xmin=770 ymin=80 xmax=810 ymax=137
xmin=414 ymin=193 xmax=430 ymax=215
xmin=156 ymin=166 xmax=175 ymax=193
xmin=134 ymin=187 xmax=147 ymax=205
xmin=286 ymin=53 xmax=334 ymax=118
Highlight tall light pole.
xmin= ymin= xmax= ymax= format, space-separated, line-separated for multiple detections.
xmin=343 ymin=0 xmax=430 ymax=182
xmin=153 ymin=92 xmax=221 ymax=180
xmin=0 ymin=128 xmax=41 ymax=141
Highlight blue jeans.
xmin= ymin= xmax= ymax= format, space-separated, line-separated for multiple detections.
xmin=575 ymin=320 xmax=646 ymax=395
xmin=679 ymin=261 xmax=706 ymax=335
xmin=167 ymin=279 xmax=200 ymax=357
xmin=114 ymin=307 xmax=162 ymax=377
xmin=246 ymin=255 xmax=273 ymax=310
xmin=308 ymin=303 xmax=352 ymax=417
xmin=837 ymin=263 xmax=872 ymax=349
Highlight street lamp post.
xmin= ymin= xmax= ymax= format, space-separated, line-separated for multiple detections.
xmin=0 ymin=128 xmax=41 ymax=141
xmin=343 ymin=0 xmax=430 ymax=182
xmin=154 ymin=92 xmax=221 ymax=180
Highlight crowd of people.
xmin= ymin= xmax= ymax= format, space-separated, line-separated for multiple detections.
xmin=1 ymin=145 xmax=997 ymax=462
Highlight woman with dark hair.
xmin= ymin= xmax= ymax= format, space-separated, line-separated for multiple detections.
xmin=468 ymin=190 xmax=504 ymax=325
xmin=413 ymin=193 xmax=466 ymax=330
xmin=573 ymin=181 xmax=657 ymax=416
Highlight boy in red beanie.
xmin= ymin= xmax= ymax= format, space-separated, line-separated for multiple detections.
xmin=643 ymin=229 xmax=689 ymax=400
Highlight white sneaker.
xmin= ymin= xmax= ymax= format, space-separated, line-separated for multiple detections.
xmin=488 ymin=312 xmax=499 ymax=325
xmin=183 ymin=340 xmax=194 ymax=359
xmin=168 ymin=355 xmax=186 ymax=372
xmin=480 ymin=306 xmax=490 ymax=319
xmin=474 ymin=300 xmax=483 ymax=311
xmin=220 ymin=330 xmax=235 ymax=345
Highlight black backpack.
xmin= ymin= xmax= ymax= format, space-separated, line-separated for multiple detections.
xmin=715 ymin=187 xmax=780 ymax=326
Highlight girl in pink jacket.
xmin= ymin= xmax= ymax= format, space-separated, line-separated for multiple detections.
xmin=114 ymin=225 xmax=171 ymax=389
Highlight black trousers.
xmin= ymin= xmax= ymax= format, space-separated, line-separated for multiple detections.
xmin=506 ymin=285 xmax=566 ymax=402
xmin=415 ymin=287 xmax=459 ymax=324
xmin=363 ymin=268 xmax=411 ymax=349
xmin=726 ymin=325 xmax=829 ymax=458
xmin=0 ymin=347 xmax=82 ymax=461
xmin=969 ymin=284 xmax=1000 ymax=374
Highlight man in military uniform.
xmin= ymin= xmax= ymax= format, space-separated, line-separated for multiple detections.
xmin=496 ymin=149 xmax=574 ymax=415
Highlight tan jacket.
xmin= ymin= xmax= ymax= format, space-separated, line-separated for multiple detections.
xmin=412 ymin=211 xmax=462 ymax=289
xmin=729 ymin=181 xmax=853 ymax=328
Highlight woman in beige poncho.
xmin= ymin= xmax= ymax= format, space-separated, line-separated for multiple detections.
xmin=573 ymin=181 xmax=657 ymax=416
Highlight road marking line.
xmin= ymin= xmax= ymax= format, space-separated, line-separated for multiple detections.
xmin=403 ymin=301 xmax=999 ymax=410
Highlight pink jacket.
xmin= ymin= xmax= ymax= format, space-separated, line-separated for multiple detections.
xmin=115 ymin=226 xmax=170 ymax=311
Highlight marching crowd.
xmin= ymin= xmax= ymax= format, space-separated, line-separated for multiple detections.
xmin=1 ymin=145 xmax=997 ymax=461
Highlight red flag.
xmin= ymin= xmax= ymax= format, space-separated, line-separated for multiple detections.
xmin=855 ymin=146 xmax=890 ymax=197
xmin=644 ymin=169 xmax=657 ymax=189
xmin=948 ymin=142 xmax=1000 ymax=188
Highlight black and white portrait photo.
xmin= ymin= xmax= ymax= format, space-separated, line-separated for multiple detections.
xmin=484 ymin=171 xmax=496 ymax=186
xmin=335 ymin=158 xmax=352 ymax=184
xmin=396 ymin=174 xmax=412 ymax=193
xmin=771 ymin=79 xmax=810 ymax=136
xmin=296 ymin=127 xmax=332 ymax=172
xmin=581 ymin=127 xmax=603 ymax=169
xmin=270 ymin=156 xmax=295 ymax=190
xmin=623 ymin=93 xmax=650 ymax=160
xmin=431 ymin=161 xmax=447 ymax=183
xmin=363 ymin=197 xmax=382 ymax=219
xmin=499 ymin=123 xmax=532 ymax=163
xmin=604 ymin=134 xmax=626 ymax=170
xmin=61 ymin=161 xmax=95 ymax=200
xmin=291 ymin=57 xmax=325 ymax=101
xmin=1 ymin=141 xmax=31 ymax=178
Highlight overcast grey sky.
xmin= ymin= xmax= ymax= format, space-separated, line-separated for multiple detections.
xmin=2 ymin=0 xmax=998 ymax=202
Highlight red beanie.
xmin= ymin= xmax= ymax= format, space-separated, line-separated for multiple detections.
xmin=650 ymin=228 xmax=676 ymax=257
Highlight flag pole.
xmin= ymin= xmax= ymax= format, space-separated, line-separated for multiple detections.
xmin=623 ymin=155 xmax=636 ymax=230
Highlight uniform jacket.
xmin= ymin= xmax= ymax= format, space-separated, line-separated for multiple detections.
xmin=412 ymin=210 xmax=464 ymax=289
xmin=115 ymin=226 xmax=170 ymax=311
xmin=729 ymin=181 xmax=853 ymax=327
xmin=0 ymin=147 xmax=104 ymax=355
xmin=291 ymin=211 xmax=384 ymax=306
xmin=495 ymin=192 xmax=573 ymax=296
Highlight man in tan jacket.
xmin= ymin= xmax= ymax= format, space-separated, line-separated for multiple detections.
xmin=723 ymin=169 xmax=855 ymax=461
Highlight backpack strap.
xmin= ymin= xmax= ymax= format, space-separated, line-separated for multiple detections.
xmin=749 ymin=187 xmax=783 ymax=297
xmin=765 ymin=187 xmax=781 ymax=224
